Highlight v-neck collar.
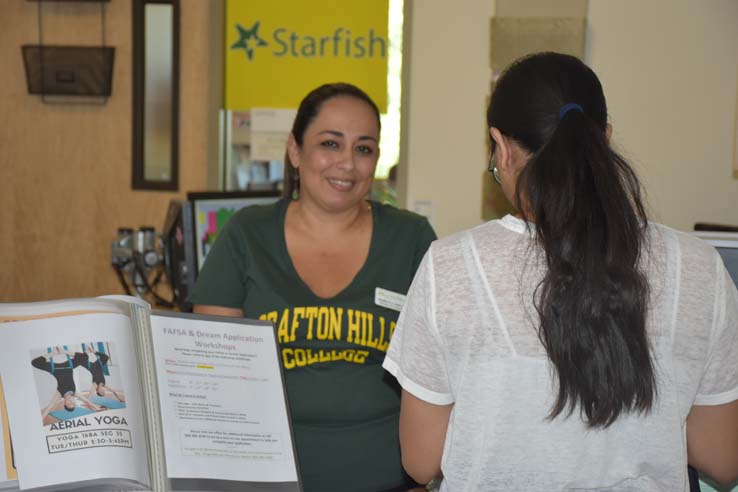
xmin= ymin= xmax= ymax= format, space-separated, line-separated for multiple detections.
xmin=277 ymin=198 xmax=379 ymax=301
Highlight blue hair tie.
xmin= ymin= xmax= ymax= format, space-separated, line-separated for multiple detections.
xmin=559 ymin=102 xmax=583 ymax=120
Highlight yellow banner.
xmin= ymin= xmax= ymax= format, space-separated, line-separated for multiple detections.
xmin=225 ymin=0 xmax=389 ymax=112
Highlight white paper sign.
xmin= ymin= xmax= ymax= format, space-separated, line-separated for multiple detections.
xmin=250 ymin=108 xmax=297 ymax=161
xmin=150 ymin=313 xmax=298 ymax=483
xmin=0 ymin=313 xmax=150 ymax=490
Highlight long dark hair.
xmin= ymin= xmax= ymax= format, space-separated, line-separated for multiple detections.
xmin=283 ymin=82 xmax=381 ymax=199
xmin=487 ymin=52 xmax=654 ymax=428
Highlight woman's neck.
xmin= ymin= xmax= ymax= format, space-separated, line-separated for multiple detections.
xmin=289 ymin=198 xmax=371 ymax=237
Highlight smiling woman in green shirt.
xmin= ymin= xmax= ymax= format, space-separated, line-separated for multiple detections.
xmin=190 ymin=83 xmax=436 ymax=492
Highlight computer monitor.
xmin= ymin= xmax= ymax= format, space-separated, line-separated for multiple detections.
xmin=162 ymin=200 xmax=196 ymax=310
xmin=693 ymin=230 xmax=738 ymax=289
xmin=187 ymin=191 xmax=282 ymax=273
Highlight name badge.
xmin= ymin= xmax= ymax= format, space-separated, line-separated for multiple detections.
xmin=374 ymin=287 xmax=407 ymax=312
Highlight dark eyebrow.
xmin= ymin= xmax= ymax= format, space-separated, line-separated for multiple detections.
xmin=318 ymin=130 xmax=378 ymax=143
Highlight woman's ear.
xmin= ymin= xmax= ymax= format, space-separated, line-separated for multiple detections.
xmin=286 ymin=133 xmax=300 ymax=169
xmin=605 ymin=123 xmax=613 ymax=143
xmin=489 ymin=127 xmax=511 ymax=172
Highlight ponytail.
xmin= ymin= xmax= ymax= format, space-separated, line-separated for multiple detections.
xmin=487 ymin=52 xmax=656 ymax=428
xmin=517 ymin=109 xmax=654 ymax=428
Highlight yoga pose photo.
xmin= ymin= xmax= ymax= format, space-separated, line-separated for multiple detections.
xmin=77 ymin=342 xmax=125 ymax=406
xmin=31 ymin=346 xmax=100 ymax=425
xmin=31 ymin=342 xmax=126 ymax=425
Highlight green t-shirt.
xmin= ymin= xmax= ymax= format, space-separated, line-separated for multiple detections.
xmin=189 ymin=198 xmax=436 ymax=492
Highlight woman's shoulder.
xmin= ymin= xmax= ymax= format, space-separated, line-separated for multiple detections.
xmin=648 ymin=222 xmax=721 ymax=259
xmin=373 ymin=201 xmax=430 ymax=226
xmin=646 ymin=222 xmax=726 ymax=288
xmin=432 ymin=218 xmax=516 ymax=249
xmin=373 ymin=201 xmax=436 ymax=239
xmin=229 ymin=197 xmax=285 ymax=224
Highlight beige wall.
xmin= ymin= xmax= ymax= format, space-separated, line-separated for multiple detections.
xmin=402 ymin=0 xmax=495 ymax=236
xmin=404 ymin=0 xmax=738 ymax=237
xmin=0 ymin=0 xmax=213 ymax=301
xmin=587 ymin=0 xmax=738 ymax=230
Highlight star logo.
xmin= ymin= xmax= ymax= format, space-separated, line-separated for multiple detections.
xmin=231 ymin=21 xmax=268 ymax=60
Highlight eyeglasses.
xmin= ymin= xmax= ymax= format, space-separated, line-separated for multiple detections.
xmin=488 ymin=140 xmax=501 ymax=184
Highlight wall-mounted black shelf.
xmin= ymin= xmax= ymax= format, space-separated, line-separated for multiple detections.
xmin=22 ymin=45 xmax=114 ymax=96
xmin=22 ymin=0 xmax=113 ymax=103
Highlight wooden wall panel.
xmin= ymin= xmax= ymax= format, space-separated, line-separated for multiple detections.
xmin=0 ymin=0 xmax=212 ymax=302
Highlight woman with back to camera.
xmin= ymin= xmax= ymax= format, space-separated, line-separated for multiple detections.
xmin=383 ymin=52 xmax=738 ymax=491
xmin=190 ymin=83 xmax=436 ymax=492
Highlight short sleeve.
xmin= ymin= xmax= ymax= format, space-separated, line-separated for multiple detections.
xmin=188 ymin=218 xmax=249 ymax=309
xmin=383 ymin=248 xmax=453 ymax=405
xmin=694 ymin=258 xmax=738 ymax=405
